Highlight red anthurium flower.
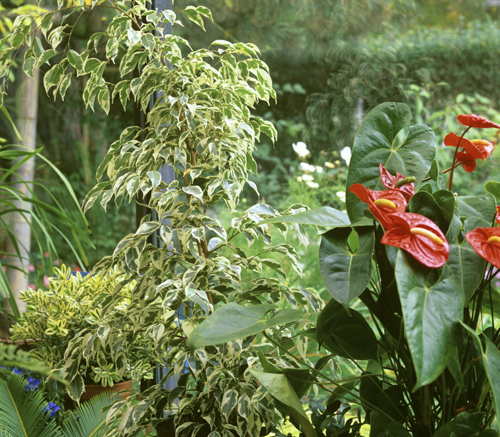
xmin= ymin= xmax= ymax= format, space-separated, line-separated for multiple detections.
xmin=465 ymin=227 xmax=500 ymax=269
xmin=496 ymin=206 xmax=500 ymax=226
xmin=455 ymin=151 xmax=477 ymax=173
xmin=444 ymin=133 xmax=494 ymax=172
xmin=381 ymin=213 xmax=449 ymax=268
xmin=457 ymin=114 xmax=500 ymax=129
xmin=379 ymin=164 xmax=415 ymax=202
xmin=349 ymin=183 xmax=407 ymax=229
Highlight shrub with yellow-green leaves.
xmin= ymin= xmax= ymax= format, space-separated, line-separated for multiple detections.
xmin=11 ymin=265 xmax=155 ymax=389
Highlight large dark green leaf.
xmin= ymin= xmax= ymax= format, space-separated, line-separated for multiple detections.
xmin=369 ymin=412 xmax=411 ymax=437
xmin=447 ymin=219 xmax=487 ymax=304
xmin=249 ymin=370 xmax=316 ymax=437
xmin=360 ymin=375 xmax=407 ymax=422
xmin=409 ymin=190 xmax=455 ymax=234
xmin=457 ymin=194 xmax=496 ymax=223
xmin=259 ymin=206 xmax=350 ymax=227
xmin=316 ymin=299 xmax=378 ymax=360
xmin=258 ymin=352 xmax=313 ymax=399
xmin=433 ymin=412 xmax=495 ymax=437
xmin=346 ymin=102 xmax=436 ymax=223
xmin=408 ymin=191 xmax=447 ymax=233
xmin=319 ymin=225 xmax=375 ymax=307
xmin=460 ymin=323 xmax=500 ymax=422
xmin=189 ymin=303 xmax=302 ymax=348
xmin=395 ymin=251 xmax=463 ymax=389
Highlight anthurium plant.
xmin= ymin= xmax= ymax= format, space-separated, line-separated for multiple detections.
xmin=194 ymin=103 xmax=500 ymax=436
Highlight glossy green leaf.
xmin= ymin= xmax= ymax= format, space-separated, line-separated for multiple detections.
xmin=316 ymin=298 xmax=378 ymax=360
xmin=408 ymin=191 xmax=448 ymax=233
xmin=259 ymin=206 xmax=350 ymax=227
xmin=360 ymin=375 xmax=406 ymax=422
xmin=433 ymin=412 xmax=488 ymax=437
xmin=370 ymin=412 xmax=411 ymax=436
xmin=319 ymin=225 xmax=374 ymax=307
xmin=485 ymin=181 xmax=500 ymax=202
xmin=346 ymin=102 xmax=436 ymax=223
xmin=258 ymin=352 xmax=313 ymax=399
xmin=395 ymin=251 xmax=462 ymax=389
xmin=249 ymin=370 xmax=316 ymax=437
xmin=189 ymin=303 xmax=302 ymax=348
xmin=447 ymin=218 xmax=487 ymax=303
xmin=457 ymin=194 xmax=496 ymax=223
xmin=460 ymin=323 xmax=500 ymax=422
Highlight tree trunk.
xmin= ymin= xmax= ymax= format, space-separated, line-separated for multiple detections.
xmin=4 ymin=44 xmax=39 ymax=315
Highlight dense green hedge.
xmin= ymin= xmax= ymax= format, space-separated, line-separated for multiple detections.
xmin=306 ymin=20 xmax=500 ymax=152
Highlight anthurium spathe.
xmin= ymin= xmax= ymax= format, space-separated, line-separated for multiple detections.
xmin=444 ymin=133 xmax=494 ymax=172
xmin=379 ymin=164 xmax=415 ymax=202
xmin=496 ymin=206 xmax=500 ymax=225
xmin=381 ymin=212 xmax=449 ymax=268
xmin=465 ymin=227 xmax=500 ymax=269
xmin=457 ymin=113 xmax=500 ymax=129
xmin=349 ymin=183 xmax=406 ymax=229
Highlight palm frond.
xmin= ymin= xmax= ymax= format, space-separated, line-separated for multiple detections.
xmin=62 ymin=392 xmax=118 ymax=437
xmin=0 ymin=374 xmax=60 ymax=437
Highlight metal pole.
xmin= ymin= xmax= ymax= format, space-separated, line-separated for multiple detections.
xmin=136 ymin=0 xmax=175 ymax=392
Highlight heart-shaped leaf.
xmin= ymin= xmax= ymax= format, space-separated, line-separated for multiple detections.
xmin=316 ymin=298 xmax=378 ymax=360
xmin=395 ymin=251 xmax=462 ymax=389
xmin=319 ymin=225 xmax=375 ymax=307
xmin=346 ymin=102 xmax=436 ymax=223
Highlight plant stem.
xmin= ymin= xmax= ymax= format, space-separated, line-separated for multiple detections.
xmin=447 ymin=127 xmax=470 ymax=191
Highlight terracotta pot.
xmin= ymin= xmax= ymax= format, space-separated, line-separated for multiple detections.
xmin=80 ymin=379 xmax=132 ymax=402
xmin=64 ymin=379 xmax=132 ymax=410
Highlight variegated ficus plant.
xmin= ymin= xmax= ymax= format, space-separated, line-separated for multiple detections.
xmin=198 ymin=104 xmax=500 ymax=436
xmin=0 ymin=1 xmax=325 ymax=436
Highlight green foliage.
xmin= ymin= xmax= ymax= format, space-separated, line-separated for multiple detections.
xmin=0 ymin=2 xmax=328 ymax=435
xmin=10 ymin=264 xmax=153 ymax=398
xmin=0 ymin=112 xmax=94 ymax=317
xmin=0 ymin=373 xmax=118 ymax=437
xmin=0 ymin=374 xmax=59 ymax=437
xmin=0 ymin=343 xmax=49 ymax=376
xmin=222 ymin=103 xmax=500 ymax=435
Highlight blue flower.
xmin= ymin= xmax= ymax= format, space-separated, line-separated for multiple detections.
xmin=24 ymin=376 xmax=40 ymax=391
xmin=42 ymin=402 xmax=61 ymax=418
xmin=11 ymin=367 xmax=22 ymax=375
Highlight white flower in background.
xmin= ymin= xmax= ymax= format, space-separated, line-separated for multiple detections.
xmin=315 ymin=166 xmax=324 ymax=173
xmin=340 ymin=146 xmax=352 ymax=166
xmin=336 ymin=191 xmax=346 ymax=202
xmin=300 ymin=162 xmax=316 ymax=173
xmin=302 ymin=174 xmax=314 ymax=182
xmin=306 ymin=181 xmax=319 ymax=189
xmin=324 ymin=161 xmax=335 ymax=168
xmin=296 ymin=176 xmax=303 ymax=182
xmin=292 ymin=141 xmax=310 ymax=158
